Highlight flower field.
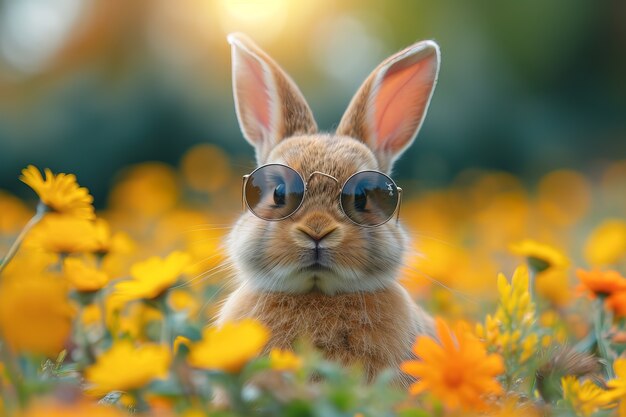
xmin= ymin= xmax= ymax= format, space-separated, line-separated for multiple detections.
xmin=1 ymin=148 xmax=626 ymax=417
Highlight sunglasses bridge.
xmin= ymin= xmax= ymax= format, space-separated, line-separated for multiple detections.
xmin=306 ymin=171 xmax=340 ymax=186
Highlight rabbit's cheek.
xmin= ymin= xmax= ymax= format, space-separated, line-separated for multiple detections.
xmin=227 ymin=216 xmax=270 ymax=264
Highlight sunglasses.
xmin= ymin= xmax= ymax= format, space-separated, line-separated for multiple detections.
xmin=241 ymin=164 xmax=403 ymax=227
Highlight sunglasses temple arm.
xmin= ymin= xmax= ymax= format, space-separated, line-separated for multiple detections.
xmin=241 ymin=175 xmax=249 ymax=211
xmin=396 ymin=187 xmax=403 ymax=225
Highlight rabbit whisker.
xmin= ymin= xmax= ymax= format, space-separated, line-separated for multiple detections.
xmin=173 ymin=259 xmax=234 ymax=289
xmin=400 ymin=263 xmax=478 ymax=305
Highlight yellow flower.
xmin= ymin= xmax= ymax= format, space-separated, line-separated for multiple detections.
xmin=538 ymin=170 xmax=591 ymax=226
xmin=168 ymin=289 xmax=199 ymax=316
xmin=0 ymin=274 xmax=74 ymax=356
xmin=85 ymin=341 xmax=171 ymax=394
xmin=188 ymin=319 xmax=270 ymax=372
xmin=476 ymin=314 xmax=501 ymax=346
xmin=269 ymin=348 xmax=302 ymax=372
xmin=401 ymin=318 xmax=504 ymax=412
xmin=584 ymin=219 xmax=626 ymax=266
xmin=25 ymin=214 xmax=99 ymax=255
xmin=20 ymin=165 xmax=95 ymax=220
xmin=562 ymin=375 xmax=615 ymax=417
xmin=497 ymin=265 xmax=534 ymax=327
xmin=509 ymin=239 xmax=569 ymax=272
xmin=180 ymin=144 xmax=232 ymax=193
xmin=606 ymin=359 xmax=626 ymax=397
xmin=109 ymin=162 xmax=179 ymax=217
xmin=18 ymin=400 xmax=125 ymax=417
xmin=174 ymin=335 xmax=191 ymax=355
xmin=93 ymin=218 xmax=135 ymax=255
xmin=520 ymin=333 xmax=538 ymax=363
xmin=114 ymin=302 xmax=163 ymax=340
xmin=478 ymin=266 xmax=537 ymax=365
xmin=535 ymin=268 xmax=571 ymax=306
xmin=64 ymin=257 xmax=109 ymax=292
xmin=181 ymin=410 xmax=209 ymax=417
xmin=0 ymin=250 xmax=57 ymax=278
xmin=114 ymin=251 xmax=190 ymax=302
xmin=80 ymin=303 xmax=102 ymax=327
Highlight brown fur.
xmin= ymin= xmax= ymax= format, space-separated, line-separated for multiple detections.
xmin=219 ymin=282 xmax=434 ymax=386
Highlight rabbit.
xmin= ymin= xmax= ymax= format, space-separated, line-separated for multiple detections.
xmin=218 ymin=32 xmax=440 ymax=386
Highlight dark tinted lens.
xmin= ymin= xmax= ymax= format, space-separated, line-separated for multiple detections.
xmin=245 ymin=165 xmax=305 ymax=220
xmin=340 ymin=171 xmax=399 ymax=226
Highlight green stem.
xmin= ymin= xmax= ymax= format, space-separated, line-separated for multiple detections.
xmin=594 ymin=298 xmax=615 ymax=379
xmin=0 ymin=203 xmax=46 ymax=276
xmin=161 ymin=314 xmax=171 ymax=347
xmin=76 ymin=305 xmax=97 ymax=367
xmin=96 ymin=290 xmax=111 ymax=341
xmin=574 ymin=332 xmax=597 ymax=353
xmin=528 ymin=267 xmax=536 ymax=302
xmin=130 ymin=389 xmax=150 ymax=412
xmin=150 ymin=295 xmax=172 ymax=346
xmin=224 ymin=374 xmax=249 ymax=415
xmin=0 ymin=343 xmax=28 ymax=409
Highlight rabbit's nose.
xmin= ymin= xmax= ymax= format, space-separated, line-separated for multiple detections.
xmin=293 ymin=211 xmax=342 ymax=246
xmin=296 ymin=225 xmax=337 ymax=244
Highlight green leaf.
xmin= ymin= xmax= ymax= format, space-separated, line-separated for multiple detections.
xmin=283 ymin=399 xmax=314 ymax=417
xmin=398 ymin=409 xmax=433 ymax=417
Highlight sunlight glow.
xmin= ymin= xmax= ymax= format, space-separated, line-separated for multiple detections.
xmin=215 ymin=0 xmax=290 ymax=42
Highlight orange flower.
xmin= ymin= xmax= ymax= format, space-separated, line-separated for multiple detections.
xmin=401 ymin=318 xmax=504 ymax=412
xmin=606 ymin=291 xmax=626 ymax=317
xmin=577 ymin=269 xmax=626 ymax=298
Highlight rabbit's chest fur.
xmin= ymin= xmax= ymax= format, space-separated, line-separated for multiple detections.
xmin=218 ymin=283 xmax=433 ymax=382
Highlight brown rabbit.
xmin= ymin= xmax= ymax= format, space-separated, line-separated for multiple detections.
xmin=218 ymin=33 xmax=440 ymax=386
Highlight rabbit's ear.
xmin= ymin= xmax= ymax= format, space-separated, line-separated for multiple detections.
xmin=229 ymin=33 xmax=317 ymax=165
xmin=337 ymin=40 xmax=440 ymax=173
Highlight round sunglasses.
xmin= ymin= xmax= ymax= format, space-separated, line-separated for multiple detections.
xmin=241 ymin=164 xmax=403 ymax=227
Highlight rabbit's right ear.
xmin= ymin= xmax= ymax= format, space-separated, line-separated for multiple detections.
xmin=229 ymin=33 xmax=317 ymax=165
xmin=337 ymin=40 xmax=440 ymax=173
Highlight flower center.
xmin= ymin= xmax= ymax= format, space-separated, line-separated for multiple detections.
xmin=443 ymin=368 xmax=464 ymax=387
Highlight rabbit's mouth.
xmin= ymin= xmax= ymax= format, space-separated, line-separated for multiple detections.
xmin=299 ymin=263 xmax=334 ymax=274
xmin=295 ymin=263 xmax=337 ymax=294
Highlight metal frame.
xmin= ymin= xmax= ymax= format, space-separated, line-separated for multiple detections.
xmin=241 ymin=163 xmax=403 ymax=227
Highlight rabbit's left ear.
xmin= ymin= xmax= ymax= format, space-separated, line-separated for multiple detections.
xmin=337 ymin=40 xmax=440 ymax=173
xmin=229 ymin=33 xmax=317 ymax=165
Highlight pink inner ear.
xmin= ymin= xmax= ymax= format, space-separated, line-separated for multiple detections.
xmin=238 ymin=51 xmax=271 ymax=136
xmin=374 ymin=56 xmax=435 ymax=153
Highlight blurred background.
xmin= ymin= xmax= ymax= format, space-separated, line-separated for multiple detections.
xmin=0 ymin=0 xmax=625 ymax=321
xmin=1 ymin=0 xmax=624 ymax=206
